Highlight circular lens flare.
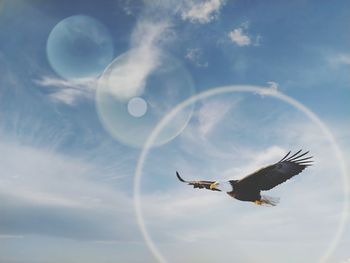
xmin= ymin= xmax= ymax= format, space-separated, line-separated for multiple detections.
xmin=96 ymin=51 xmax=195 ymax=148
xmin=47 ymin=15 xmax=114 ymax=79
xmin=134 ymin=85 xmax=349 ymax=263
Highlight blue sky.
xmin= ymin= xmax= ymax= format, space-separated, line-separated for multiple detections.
xmin=0 ymin=0 xmax=349 ymax=263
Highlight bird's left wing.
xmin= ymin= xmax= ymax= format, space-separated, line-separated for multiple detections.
xmin=237 ymin=150 xmax=313 ymax=191
xmin=176 ymin=171 xmax=220 ymax=191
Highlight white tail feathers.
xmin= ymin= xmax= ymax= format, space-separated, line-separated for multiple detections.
xmin=260 ymin=195 xmax=280 ymax=206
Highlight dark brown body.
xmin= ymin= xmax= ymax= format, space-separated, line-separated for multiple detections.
xmin=227 ymin=180 xmax=261 ymax=202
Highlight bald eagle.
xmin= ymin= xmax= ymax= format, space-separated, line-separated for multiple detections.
xmin=176 ymin=150 xmax=313 ymax=206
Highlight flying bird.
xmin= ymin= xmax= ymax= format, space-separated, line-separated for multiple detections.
xmin=176 ymin=150 xmax=313 ymax=206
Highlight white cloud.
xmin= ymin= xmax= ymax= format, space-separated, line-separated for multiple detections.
xmin=339 ymin=258 xmax=350 ymax=263
xmin=180 ymin=0 xmax=226 ymax=24
xmin=329 ymin=53 xmax=350 ymax=66
xmin=131 ymin=19 xmax=168 ymax=47
xmin=228 ymin=27 xmax=251 ymax=46
xmin=228 ymin=22 xmax=261 ymax=47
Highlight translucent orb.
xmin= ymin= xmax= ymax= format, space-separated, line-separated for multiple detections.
xmin=96 ymin=51 xmax=194 ymax=148
xmin=128 ymin=97 xmax=147 ymax=118
xmin=47 ymin=15 xmax=114 ymax=79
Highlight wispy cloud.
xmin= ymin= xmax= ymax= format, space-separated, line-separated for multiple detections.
xmin=37 ymin=19 xmax=170 ymax=105
xmin=175 ymin=97 xmax=244 ymax=163
xmin=0 ymin=234 xmax=24 ymax=239
xmin=0 ymin=136 xmax=138 ymax=242
xmin=185 ymin=48 xmax=208 ymax=67
xmin=34 ymin=76 xmax=97 ymax=105
xmin=118 ymin=0 xmax=138 ymax=16
xmin=329 ymin=53 xmax=350 ymax=67
xmin=180 ymin=0 xmax=226 ymax=24
xmin=220 ymin=146 xmax=286 ymax=179
xmin=196 ymin=99 xmax=233 ymax=139
xmin=101 ymin=20 xmax=169 ymax=100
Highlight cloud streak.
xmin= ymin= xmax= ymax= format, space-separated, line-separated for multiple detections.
xmin=34 ymin=76 xmax=97 ymax=105
xmin=0 ymin=138 xmax=138 ymax=242
xmin=101 ymin=20 xmax=169 ymax=100
xmin=196 ymin=99 xmax=234 ymax=139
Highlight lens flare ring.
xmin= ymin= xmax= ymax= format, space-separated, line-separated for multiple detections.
xmin=96 ymin=51 xmax=195 ymax=148
xmin=134 ymin=85 xmax=349 ymax=263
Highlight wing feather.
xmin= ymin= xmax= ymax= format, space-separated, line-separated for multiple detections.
xmin=237 ymin=150 xmax=312 ymax=191
xmin=285 ymin=149 xmax=302 ymax=160
xmin=278 ymin=150 xmax=291 ymax=162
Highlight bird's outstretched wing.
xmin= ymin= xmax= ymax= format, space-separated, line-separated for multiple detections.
xmin=176 ymin=171 xmax=220 ymax=191
xmin=236 ymin=150 xmax=313 ymax=191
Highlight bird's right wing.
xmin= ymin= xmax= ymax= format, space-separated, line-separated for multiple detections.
xmin=176 ymin=171 xmax=221 ymax=191
xmin=236 ymin=150 xmax=313 ymax=191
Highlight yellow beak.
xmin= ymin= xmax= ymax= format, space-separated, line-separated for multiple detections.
xmin=210 ymin=182 xmax=219 ymax=190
